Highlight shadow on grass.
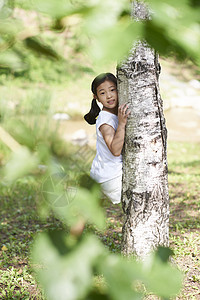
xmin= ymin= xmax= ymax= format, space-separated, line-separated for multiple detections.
xmin=94 ymin=198 xmax=124 ymax=254
xmin=168 ymin=170 xmax=200 ymax=176
xmin=169 ymin=183 xmax=200 ymax=231
xmin=169 ymin=160 xmax=200 ymax=175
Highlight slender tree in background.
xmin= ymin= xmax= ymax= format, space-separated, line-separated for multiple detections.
xmin=117 ymin=0 xmax=169 ymax=258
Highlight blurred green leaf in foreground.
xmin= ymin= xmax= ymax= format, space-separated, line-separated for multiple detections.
xmin=31 ymin=166 xmax=183 ymax=300
xmin=31 ymin=230 xmax=183 ymax=299
xmin=0 ymin=0 xmax=200 ymax=75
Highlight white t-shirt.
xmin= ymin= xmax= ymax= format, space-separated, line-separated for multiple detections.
xmin=90 ymin=111 xmax=122 ymax=183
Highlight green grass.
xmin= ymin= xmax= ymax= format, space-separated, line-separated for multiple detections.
xmin=0 ymin=178 xmax=67 ymax=299
xmin=168 ymin=142 xmax=200 ymax=299
xmin=0 ymin=141 xmax=200 ymax=299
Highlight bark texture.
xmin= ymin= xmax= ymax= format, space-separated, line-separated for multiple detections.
xmin=117 ymin=1 xmax=169 ymax=259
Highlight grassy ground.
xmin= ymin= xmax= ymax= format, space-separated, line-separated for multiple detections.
xmin=0 ymin=141 xmax=200 ymax=299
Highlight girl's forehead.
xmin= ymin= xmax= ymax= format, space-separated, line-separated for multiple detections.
xmin=97 ymin=80 xmax=116 ymax=90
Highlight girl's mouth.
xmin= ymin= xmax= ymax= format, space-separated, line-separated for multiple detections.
xmin=107 ymin=100 xmax=115 ymax=105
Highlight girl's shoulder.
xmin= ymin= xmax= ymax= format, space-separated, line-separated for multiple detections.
xmin=96 ymin=111 xmax=118 ymax=130
xmin=98 ymin=110 xmax=118 ymax=119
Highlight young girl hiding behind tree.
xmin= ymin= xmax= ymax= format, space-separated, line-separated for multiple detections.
xmin=84 ymin=73 xmax=130 ymax=204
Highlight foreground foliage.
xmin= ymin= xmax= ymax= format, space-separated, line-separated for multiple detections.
xmin=0 ymin=141 xmax=200 ymax=299
xmin=0 ymin=0 xmax=200 ymax=80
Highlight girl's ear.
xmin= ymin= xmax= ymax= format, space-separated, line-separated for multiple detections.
xmin=93 ymin=94 xmax=99 ymax=102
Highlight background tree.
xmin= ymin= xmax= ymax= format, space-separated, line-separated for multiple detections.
xmin=117 ymin=0 xmax=169 ymax=258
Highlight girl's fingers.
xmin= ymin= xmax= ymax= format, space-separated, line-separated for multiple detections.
xmin=119 ymin=103 xmax=128 ymax=109
xmin=120 ymin=103 xmax=129 ymax=109
xmin=119 ymin=103 xmax=130 ymax=115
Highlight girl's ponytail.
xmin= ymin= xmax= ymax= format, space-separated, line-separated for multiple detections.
xmin=84 ymin=98 xmax=101 ymax=125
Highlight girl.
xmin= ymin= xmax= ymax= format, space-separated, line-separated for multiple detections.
xmin=84 ymin=73 xmax=130 ymax=204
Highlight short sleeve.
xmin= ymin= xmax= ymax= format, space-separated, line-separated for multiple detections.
xmin=96 ymin=111 xmax=118 ymax=132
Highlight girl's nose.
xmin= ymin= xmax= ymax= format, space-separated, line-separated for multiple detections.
xmin=107 ymin=92 xmax=112 ymax=98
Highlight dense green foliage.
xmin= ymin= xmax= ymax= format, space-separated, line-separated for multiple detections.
xmin=0 ymin=0 xmax=199 ymax=83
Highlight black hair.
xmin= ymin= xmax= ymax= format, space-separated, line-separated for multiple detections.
xmin=84 ymin=72 xmax=117 ymax=125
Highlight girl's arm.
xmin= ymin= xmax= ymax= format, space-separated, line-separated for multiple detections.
xmin=99 ymin=103 xmax=130 ymax=157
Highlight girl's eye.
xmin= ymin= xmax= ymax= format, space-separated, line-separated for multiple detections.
xmin=111 ymin=89 xmax=116 ymax=92
xmin=100 ymin=92 xmax=105 ymax=95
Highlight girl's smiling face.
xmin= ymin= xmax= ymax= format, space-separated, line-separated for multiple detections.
xmin=95 ymin=80 xmax=118 ymax=114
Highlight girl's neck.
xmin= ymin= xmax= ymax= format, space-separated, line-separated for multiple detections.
xmin=102 ymin=106 xmax=118 ymax=115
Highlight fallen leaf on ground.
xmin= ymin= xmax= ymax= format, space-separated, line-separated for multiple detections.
xmin=1 ymin=245 xmax=8 ymax=251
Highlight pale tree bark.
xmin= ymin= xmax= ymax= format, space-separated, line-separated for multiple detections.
xmin=117 ymin=0 xmax=169 ymax=258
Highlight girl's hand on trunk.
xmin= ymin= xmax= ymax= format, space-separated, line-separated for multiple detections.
xmin=118 ymin=103 xmax=130 ymax=126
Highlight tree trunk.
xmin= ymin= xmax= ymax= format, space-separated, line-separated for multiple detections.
xmin=117 ymin=0 xmax=169 ymax=258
